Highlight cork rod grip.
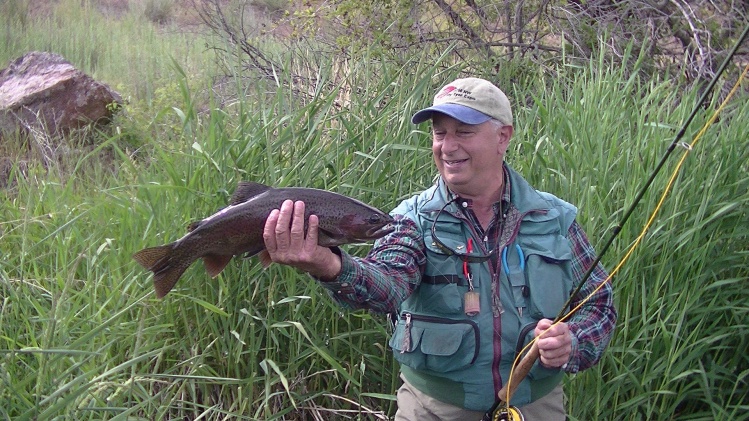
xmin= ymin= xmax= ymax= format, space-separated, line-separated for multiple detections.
xmin=496 ymin=341 xmax=540 ymax=404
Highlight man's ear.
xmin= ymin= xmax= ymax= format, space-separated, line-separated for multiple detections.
xmin=497 ymin=125 xmax=514 ymax=155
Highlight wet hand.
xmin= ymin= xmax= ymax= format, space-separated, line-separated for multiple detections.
xmin=262 ymin=200 xmax=341 ymax=280
xmin=535 ymin=318 xmax=572 ymax=369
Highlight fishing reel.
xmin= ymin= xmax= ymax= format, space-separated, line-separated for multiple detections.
xmin=483 ymin=405 xmax=525 ymax=421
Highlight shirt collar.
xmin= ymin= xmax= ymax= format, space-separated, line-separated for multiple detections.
xmin=450 ymin=163 xmax=512 ymax=210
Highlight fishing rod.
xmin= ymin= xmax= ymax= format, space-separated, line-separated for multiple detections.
xmin=485 ymin=22 xmax=749 ymax=420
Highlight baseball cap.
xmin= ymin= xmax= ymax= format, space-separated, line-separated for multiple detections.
xmin=411 ymin=77 xmax=513 ymax=126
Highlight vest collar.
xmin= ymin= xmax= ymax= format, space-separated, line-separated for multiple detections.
xmin=420 ymin=163 xmax=551 ymax=215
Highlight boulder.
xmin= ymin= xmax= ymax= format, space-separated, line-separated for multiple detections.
xmin=0 ymin=51 xmax=123 ymax=140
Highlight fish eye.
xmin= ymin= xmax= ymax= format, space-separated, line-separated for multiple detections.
xmin=368 ymin=214 xmax=383 ymax=224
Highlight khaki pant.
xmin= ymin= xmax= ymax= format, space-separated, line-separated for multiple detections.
xmin=394 ymin=376 xmax=566 ymax=421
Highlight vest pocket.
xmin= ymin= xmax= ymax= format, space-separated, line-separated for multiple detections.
xmin=389 ymin=312 xmax=480 ymax=373
xmin=422 ymin=226 xmax=470 ymax=316
xmin=525 ymin=250 xmax=572 ymax=319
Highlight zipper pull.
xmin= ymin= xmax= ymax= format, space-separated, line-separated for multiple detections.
xmin=401 ymin=313 xmax=412 ymax=354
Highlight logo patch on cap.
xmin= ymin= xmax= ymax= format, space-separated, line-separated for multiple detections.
xmin=436 ymin=86 xmax=457 ymax=99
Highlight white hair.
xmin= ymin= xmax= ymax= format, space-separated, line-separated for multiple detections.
xmin=490 ymin=118 xmax=511 ymax=129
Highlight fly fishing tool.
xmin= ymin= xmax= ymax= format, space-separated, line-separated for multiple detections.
xmin=482 ymin=22 xmax=749 ymax=421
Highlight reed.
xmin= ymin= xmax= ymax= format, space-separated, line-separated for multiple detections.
xmin=1 ymin=3 xmax=747 ymax=419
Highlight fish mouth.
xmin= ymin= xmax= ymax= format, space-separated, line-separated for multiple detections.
xmin=365 ymin=223 xmax=395 ymax=239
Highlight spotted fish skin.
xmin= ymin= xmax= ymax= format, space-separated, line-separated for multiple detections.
xmin=132 ymin=182 xmax=394 ymax=298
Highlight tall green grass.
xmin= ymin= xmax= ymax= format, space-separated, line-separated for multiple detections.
xmin=2 ymin=4 xmax=748 ymax=419
xmin=0 ymin=0 xmax=215 ymax=111
xmin=519 ymin=57 xmax=749 ymax=420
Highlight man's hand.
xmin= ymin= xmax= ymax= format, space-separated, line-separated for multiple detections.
xmin=535 ymin=318 xmax=572 ymax=369
xmin=262 ymin=200 xmax=342 ymax=280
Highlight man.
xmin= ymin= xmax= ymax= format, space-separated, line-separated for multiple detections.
xmin=262 ymin=77 xmax=617 ymax=420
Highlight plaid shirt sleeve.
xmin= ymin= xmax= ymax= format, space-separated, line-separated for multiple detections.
xmin=564 ymin=220 xmax=617 ymax=372
xmin=316 ymin=214 xmax=426 ymax=314
xmin=317 ymin=214 xmax=616 ymax=371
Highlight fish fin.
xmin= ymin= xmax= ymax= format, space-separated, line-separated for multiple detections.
xmin=230 ymin=182 xmax=271 ymax=205
xmin=258 ymin=250 xmax=272 ymax=268
xmin=187 ymin=220 xmax=202 ymax=232
xmin=132 ymin=244 xmax=173 ymax=270
xmin=203 ymin=254 xmax=233 ymax=278
xmin=132 ymin=244 xmax=189 ymax=299
xmin=239 ymin=244 xmax=266 ymax=260
xmin=317 ymin=228 xmax=342 ymax=247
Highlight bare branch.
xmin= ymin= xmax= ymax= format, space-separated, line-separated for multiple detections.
xmin=669 ymin=0 xmax=710 ymax=77
xmin=192 ymin=0 xmax=280 ymax=79
xmin=429 ymin=0 xmax=495 ymax=58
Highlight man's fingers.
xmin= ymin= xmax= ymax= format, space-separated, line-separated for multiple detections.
xmin=536 ymin=319 xmax=567 ymax=340
xmin=535 ymin=319 xmax=553 ymax=337
xmin=305 ymin=214 xmax=319 ymax=250
xmin=263 ymin=209 xmax=280 ymax=252
xmin=540 ymin=345 xmax=567 ymax=359
xmin=535 ymin=319 xmax=572 ymax=368
xmin=289 ymin=201 xmax=306 ymax=243
xmin=538 ymin=341 xmax=569 ymax=367
xmin=261 ymin=200 xmax=328 ymax=273
xmin=274 ymin=200 xmax=295 ymax=249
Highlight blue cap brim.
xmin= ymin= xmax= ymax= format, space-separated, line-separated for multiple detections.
xmin=411 ymin=103 xmax=492 ymax=125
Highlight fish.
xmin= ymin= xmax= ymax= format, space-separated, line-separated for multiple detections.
xmin=132 ymin=182 xmax=394 ymax=298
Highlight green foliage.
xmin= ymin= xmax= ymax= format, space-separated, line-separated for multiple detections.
xmin=516 ymin=50 xmax=749 ymax=420
xmin=110 ymin=78 xmax=191 ymax=152
xmin=1 ymin=3 xmax=748 ymax=419
xmin=331 ymin=0 xmax=418 ymax=55
xmin=0 ymin=0 xmax=29 ymax=30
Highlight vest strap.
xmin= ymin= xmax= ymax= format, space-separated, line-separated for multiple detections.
xmin=422 ymin=275 xmax=467 ymax=286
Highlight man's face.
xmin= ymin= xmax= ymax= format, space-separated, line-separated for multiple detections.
xmin=431 ymin=113 xmax=513 ymax=197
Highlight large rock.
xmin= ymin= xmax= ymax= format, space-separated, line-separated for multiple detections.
xmin=0 ymin=51 xmax=123 ymax=139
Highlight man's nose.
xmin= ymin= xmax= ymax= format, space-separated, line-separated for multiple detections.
xmin=441 ymin=133 xmax=460 ymax=152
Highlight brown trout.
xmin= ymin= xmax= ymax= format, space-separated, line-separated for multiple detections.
xmin=132 ymin=182 xmax=394 ymax=298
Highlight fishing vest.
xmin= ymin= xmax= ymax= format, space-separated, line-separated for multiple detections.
xmin=388 ymin=165 xmax=578 ymax=411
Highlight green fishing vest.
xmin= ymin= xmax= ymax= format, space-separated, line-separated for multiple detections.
xmin=388 ymin=166 xmax=578 ymax=411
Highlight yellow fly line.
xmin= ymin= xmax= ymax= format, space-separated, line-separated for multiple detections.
xmin=503 ymin=63 xmax=749 ymax=412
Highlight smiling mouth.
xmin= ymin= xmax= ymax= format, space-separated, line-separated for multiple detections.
xmin=444 ymin=158 xmax=468 ymax=165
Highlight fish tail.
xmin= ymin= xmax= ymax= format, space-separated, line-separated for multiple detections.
xmin=132 ymin=244 xmax=173 ymax=270
xmin=132 ymin=244 xmax=190 ymax=299
xmin=152 ymin=263 xmax=190 ymax=299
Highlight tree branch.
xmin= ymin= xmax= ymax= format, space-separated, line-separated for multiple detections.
xmin=430 ymin=0 xmax=495 ymax=58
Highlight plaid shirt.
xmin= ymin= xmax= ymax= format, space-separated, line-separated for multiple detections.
xmin=320 ymin=170 xmax=617 ymax=373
